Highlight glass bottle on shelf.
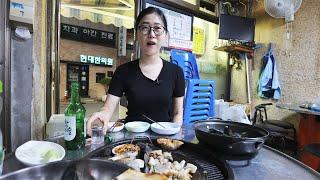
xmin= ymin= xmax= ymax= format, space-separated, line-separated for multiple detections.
xmin=64 ymin=82 xmax=86 ymax=150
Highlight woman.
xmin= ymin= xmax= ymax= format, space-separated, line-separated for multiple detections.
xmin=87 ymin=7 xmax=185 ymax=135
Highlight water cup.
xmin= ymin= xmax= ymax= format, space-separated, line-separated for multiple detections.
xmin=91 ymin=125 xmax=104 ymax=144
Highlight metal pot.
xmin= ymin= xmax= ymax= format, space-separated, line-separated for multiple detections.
xmin=193 ymin=120 xmax=269 ymax=160
xmin=0 ymin=159 xmax=128 ymax=180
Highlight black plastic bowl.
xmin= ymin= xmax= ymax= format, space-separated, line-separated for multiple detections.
xmin=193 ymin=120 xmax=269 ymax=160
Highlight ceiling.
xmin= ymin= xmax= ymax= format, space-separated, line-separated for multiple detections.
xmin=61 ymin=0 xmax=135 ymax=29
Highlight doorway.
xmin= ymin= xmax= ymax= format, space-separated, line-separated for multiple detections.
xmin=67 ymin=64 xmax=89 ymax=97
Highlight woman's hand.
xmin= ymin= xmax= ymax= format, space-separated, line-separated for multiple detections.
xmin=86 ymin=110 xmax=109 ymax=136
xmin=86 ymin=94 xmax=121 ymax=136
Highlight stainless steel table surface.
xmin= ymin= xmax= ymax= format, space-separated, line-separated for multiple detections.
xmin=276 ymin=103 xmax=320 ymax=116
xmin=2 ymin=124 xmax=320 ymax=179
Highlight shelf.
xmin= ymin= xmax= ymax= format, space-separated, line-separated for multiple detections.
xmin=214 ymin=45 xmax=254 ymax=53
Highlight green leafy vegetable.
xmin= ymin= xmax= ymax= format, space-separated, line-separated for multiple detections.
xmin=41 ymin=150 xmax=60 ymax=163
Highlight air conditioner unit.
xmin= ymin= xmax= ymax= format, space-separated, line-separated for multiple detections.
xmin=10 ymin=0 xmax=34 ymax=24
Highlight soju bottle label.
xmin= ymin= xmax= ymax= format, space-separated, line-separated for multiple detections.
xmin=64 ymin=116 xmax=76 ymax=141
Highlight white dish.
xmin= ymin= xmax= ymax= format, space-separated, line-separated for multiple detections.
xmin=111 ymin=144 xmax=140 ymax=156
xmin=15 ymin=140 xmax=65 ymax=166
xmin=125 ymin=121 xmax=150 ymax=133
xmin=151 ymin=122 xmax=181 ymax=135
xmin=107 ymin=122 xmax=125 ymax=132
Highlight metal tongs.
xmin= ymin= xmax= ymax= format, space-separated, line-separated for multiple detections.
xmin=142 ymin=114 xmax=166 ymax=129
xmin=103 ymin=119 xmax=125 ymax=144
xmin=108 ymin=119 xmax=125 ymax=133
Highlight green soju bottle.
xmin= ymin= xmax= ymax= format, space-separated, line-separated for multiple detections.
xmin=64 ymin=83 xmax=86 ymax=150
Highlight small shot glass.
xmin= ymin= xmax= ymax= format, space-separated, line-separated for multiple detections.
xmin=91 ymin=125 xmax=104 ymax=144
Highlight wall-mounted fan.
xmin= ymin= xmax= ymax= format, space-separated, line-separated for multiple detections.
xmin=264 ymin=0 xmax=302 ymax=22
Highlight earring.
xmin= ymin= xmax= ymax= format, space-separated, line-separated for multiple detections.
xmin=160 ymin=47 xmax=164 ymax=53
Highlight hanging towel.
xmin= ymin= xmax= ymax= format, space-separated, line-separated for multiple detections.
xmin=258 ymin=44 xmax=281 ymax=100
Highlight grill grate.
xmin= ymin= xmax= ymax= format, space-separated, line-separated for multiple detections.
xmin=177 ymin=149 xmax=225 ymax=180
xmin=87 ymin=138 xmax=233 ymax=180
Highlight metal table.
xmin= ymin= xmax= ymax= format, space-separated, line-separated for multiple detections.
xmin=2 ymin=125 xmax=320 ymax=179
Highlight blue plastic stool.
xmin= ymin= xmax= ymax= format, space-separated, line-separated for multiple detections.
xmin=183 ymin=79 xmax=215 ymax=125
xmin=170 ymin=49 xmax=200 ymax=80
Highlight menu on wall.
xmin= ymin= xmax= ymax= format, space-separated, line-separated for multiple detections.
xmin=60 ymin=23 xmax=116 ymax=48
xmin=192 ymin=27 xmax=205 ymax=55
xmin=146 ymin=2 xmax=193 ymax=51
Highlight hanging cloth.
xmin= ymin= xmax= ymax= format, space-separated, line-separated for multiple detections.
xmin=257 ymin=43 xmax=281 ymax=100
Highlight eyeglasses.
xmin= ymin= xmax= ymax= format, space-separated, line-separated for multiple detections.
xmin=138 ymin=25 xmax=166 ymax=36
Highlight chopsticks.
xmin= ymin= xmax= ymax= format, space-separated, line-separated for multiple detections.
xmin=142 ymin=114 xmax=166 ymax=129
xmin=109 ymin=119 xmax=124 ymax=132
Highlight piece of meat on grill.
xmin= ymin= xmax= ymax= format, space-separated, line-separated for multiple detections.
xmin=115 ymin=169 xmax=167 ymax=180
xmin=145 ymin=150 xmax=197 ymax=180
xmin=156 ymin=138 xmax=184 ymax=150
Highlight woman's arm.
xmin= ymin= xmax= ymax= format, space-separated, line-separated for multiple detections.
xmin=172 ymin=96 xmax=184 ymax=125
xmin=86 ymin=94 xmax=121 ymax=135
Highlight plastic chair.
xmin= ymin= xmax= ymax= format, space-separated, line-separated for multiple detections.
xmin=256 ymin=103 xmax=296 ymax=130
xmin=170 ymin=49 xmax=199 ymax=80
xmin=252 ymin=103 xmax=297 ymax=154
xmin=183 ymin=79 xmax=215 ymax=125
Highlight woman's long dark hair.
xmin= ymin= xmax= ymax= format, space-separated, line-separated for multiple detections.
xmin=135 ymin=7 xmax=168 ymax=32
